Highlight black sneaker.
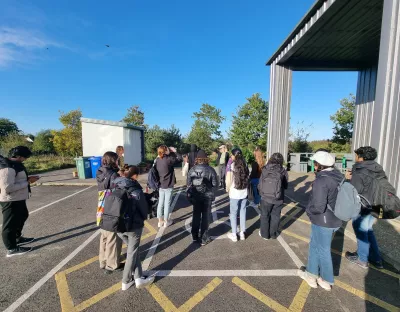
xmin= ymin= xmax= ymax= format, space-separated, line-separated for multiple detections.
xmin=7 ymin=246 xmax=33 ymax=258
xmin=104 ymin=264 xmax=125 ymax=275
xmin=369 ymin=260 xmax=384 ymax=269
xmin=16 ymin=237 xmax=35 ymax=246
xmin=345 ymin=251 xmax=368 ymax=269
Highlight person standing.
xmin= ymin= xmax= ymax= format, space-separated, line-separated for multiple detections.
xmin=298 ymin=151 xmax=342 ymax=291
xmin=188 ymin=144 xmax=198 ymax=171
xmin=225 ymin=148 xmax=249 ymax=242
xmin=250 ymin=147 xmax=264 ymax=206
xmin=0 ymin=146 xmax=38 ymax=257
xmin=116 ymin=146 xmax=125 ymax=169
xmin=187 ymin=150 xmax=218 ymax=246
xmin=345 ymin=146 xmax=384 ymax=269
xmin=112 ymin=166 xmax=155 ymax=290
xmin=97 ymin=152 xmax=123 ymax=274
xmin=216 ymin=145 xmax=229 ymax=189
xmin=258 ymin=153 xmax=288 ymax=240
xmin=155 ymin=145 xmax=182 ymax=228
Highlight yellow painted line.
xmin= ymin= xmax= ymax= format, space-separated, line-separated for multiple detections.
xmin=75 ymin=282 xmax=121 ymax=312
xmin=281 ymin=230 xmax=400 ymax=279
xmin=179 ymin=278 xmax=222 ymax=312
xmin=335 ymin=280 xmax=400 ymax=312
xmin=288 ymin=281 xmax=311 ymax=312
xmin=147 ymin=284 xmax=178 ymax=312
xmin=55 ymin=272 xmax=76 ymax=312
xmin=232 ymin=277 xmax=288 ymax=312
xmin=142 ymin=221 xmax=157 ymax=240
xmin=62 ymin=256 xmax=99 ymax=275
xmin=279 ymin=208 xmax=302 ymax=228
xmin=282 ymin=214 xmax=311 ymax=225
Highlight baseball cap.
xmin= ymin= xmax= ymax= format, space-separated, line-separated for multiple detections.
xmin=310 ymin=151 xmax=335 ymax=167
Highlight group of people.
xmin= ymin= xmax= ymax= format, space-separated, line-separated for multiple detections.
xmin=0 ymin=143 xmax=392 ymax=295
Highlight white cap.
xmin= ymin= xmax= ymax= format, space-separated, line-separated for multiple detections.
xmin=219 ymin=145 xmax=226 ymax=149
xmin=310 ymin=151 xmax=335 ymax=167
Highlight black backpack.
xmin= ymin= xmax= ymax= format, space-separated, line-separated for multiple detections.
xmin=259 ymin=169 xmax=282 ymax=200
xmin=147 ymin=159 xmax=160 ymax=190
xmin=361 ymin=172 xmax=400 ymax=219
xmin=101 ymin=189 xmax=129 ymax=232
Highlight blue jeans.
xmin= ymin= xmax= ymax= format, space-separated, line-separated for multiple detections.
xmin=157 ymin=188 xmax=173 ymax=219
xmin=307 ymin=224 xmax=339 ymax=285
xmin=352 ymin=214 xmax=381 ymax=263
xmin=251 ymin=178 xmax=261 ymax=205
xmin=229 ymin=198 xmax=248 ymax=234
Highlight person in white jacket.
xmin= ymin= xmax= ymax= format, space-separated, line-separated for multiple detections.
xmin=0 ymin=146 xmax=39 ymax=257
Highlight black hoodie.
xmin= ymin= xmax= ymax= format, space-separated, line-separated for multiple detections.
xmin=188 ymin=144 xmax=198 ymax=170
xmin=96 ymin=166 xmax=118 ymax=191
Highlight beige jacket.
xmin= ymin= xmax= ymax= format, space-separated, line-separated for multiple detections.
xmin=0 ymin=167 xmax=29 ymax=202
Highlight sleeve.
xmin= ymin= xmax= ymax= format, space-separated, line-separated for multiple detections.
xmin=350 ymin=173 xmax=365 ymax=195
xmin=0 ymin=168 xmax=29 ymax=194
xmin=225 ymin=153 xmax=230 ymax=164
xmin=283 ymin=170 xmax=289 ymax=190
xmin=225 ymin=165 xmax=233 ymax=192
xmin=308 ymin=179 xmax=329 ymax=215
xmin=137 ymin=190 xmax=149 ymax=220
xmin=211 ymin=168 xmax=219 ymax=188
xmin=258 ymin=170 xmax=264 ymax=192
xmin=187 ymin=168 xmax=194 ymax=186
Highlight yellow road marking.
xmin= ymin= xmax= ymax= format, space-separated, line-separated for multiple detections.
xmin=63 ymin=256 xmax=99 ymax=275
xmin=335 ymin=280 xmax=400 ymax=312
xmin=142 ymin=221 xmax=158 ymax=240
xmin=232 ymin=277 xmax=288 ymax=312
xmin=75 ymin=283 xmax=121 ymax=312
xmin=288 ymin=281 xmax=311 ymax=312
xmin=55 ymin=272 xmax=76 ymax=312
xmin=147 ymin=278 xmax=223 ymax=312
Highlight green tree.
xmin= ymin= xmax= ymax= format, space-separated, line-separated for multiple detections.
xmin=0 ymin=132 xmax=31 ymax=156
xmin=122 ymin=105 xmax=145 ymax=127
xmin=288 ymin=121 xmax=313 ymax=153
xmin=230 ymin=93 xmax=269 ymax=150
xmin=330 ymin=94 xmax=355 ymax=145
xmin=0 ymin=118 xmax=19 ymax=140
xmin=52 ymin=109 xmax=83 ymax=156
xmin=32 ymin=130 xmax=55 ymax=154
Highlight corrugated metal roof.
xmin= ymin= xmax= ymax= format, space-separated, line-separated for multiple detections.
xmin=81 ymin=118 xmax=145 ymax=131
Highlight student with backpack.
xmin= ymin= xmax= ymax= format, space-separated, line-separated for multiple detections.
xmin=298 ymin=151 xmax=342 ymax=291
xmin=187 ymin=150 xmax=218 ymax=246
xmin=258 ymin=153 xmax=288 ymax=240
xmin=96 ymin=152 xmax=123 ymax=274
xmin=225 ymin=148 xmax=249 ymax=242
xmin=105 ymin=166 xmax=155 ymax=291
xmin=345 ymin=146 xmax=394 ymax=269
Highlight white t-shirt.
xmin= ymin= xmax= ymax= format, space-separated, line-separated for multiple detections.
xmin=229 ymin=163 xmax=248 ymax=199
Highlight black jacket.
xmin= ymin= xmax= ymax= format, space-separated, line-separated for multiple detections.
xmin=188 ymin=144 xmax=198 ymax=170
xmin=187 ymin=164 xmax=218 ymax=200
xmin=350 ymin=160 xmax=386 ymax=204
xmin=258 ymin=164 xmax=288 ymax=204
xmin=250 ymin=162 xmax=262 ymax=179
xmin=306 ymin=168 xmax=343 ymax=228
xmin=216 ymin=152 xmax=229 ymax=166
xmin=113 ymin=177 xmax=148 ymax=231
xmin=155 ymin=152 xmax=182 ymax=189
xmin=96 ymin=166 xmax=118 ymax=191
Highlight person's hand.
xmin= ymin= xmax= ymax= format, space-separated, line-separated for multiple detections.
xmin=169 ymin=147 xmax=177 ymax=153
xmin=28 ymin=176 xmax=40 ymax=184
xmin=345 ymin=170 xmax=352 ymax=180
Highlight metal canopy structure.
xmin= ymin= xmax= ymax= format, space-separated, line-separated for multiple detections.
xmin=266 ymin=0 xmax=400 ymax=195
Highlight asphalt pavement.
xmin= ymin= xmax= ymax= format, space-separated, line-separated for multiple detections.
xmin=0 ymin=185 xmax=399 ymax=312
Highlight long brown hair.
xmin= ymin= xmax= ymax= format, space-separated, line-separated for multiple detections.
xmin=102 ymin=152 xmax=118 ymax=167
xmin=157 ymin=145 xmax=168 ymax=159
xmin=254 ymin=147 xmax=264 ymax=173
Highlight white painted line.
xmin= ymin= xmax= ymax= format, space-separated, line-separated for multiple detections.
xmin=142 ymin=187 xmax=183 ymax=271
xmin=146 ymin=269 xmax=299 ymax=277
xmin=277 ymin=235 xmax=304 ymax=268
xmin=4 ymin=229 xmax=100 ymax=312
xmin=0 ymin=186 xmax=94 ymax=228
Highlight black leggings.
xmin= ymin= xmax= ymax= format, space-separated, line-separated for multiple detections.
xmin=1 ymin=200 xmax=29 ymax=250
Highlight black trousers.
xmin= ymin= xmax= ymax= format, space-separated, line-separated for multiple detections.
xmin=260 ymin=200 xmax=283 ymax=239
xmin=191 ymin=196 xmax=212 ymax=243
xmin=1 ymin=200 xmax=29 ymax=250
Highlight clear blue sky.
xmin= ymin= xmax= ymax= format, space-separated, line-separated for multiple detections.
xmin=0 ymin=0 xmax=357 ymax=141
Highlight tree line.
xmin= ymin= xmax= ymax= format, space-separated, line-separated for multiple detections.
xmin=0 ymin=94 xmax=355 ymax=161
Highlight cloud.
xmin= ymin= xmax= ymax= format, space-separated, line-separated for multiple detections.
xmin=0 ymin=27 xmax=64 ymax=68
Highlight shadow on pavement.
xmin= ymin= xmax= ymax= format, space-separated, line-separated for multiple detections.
xmin=34 ymin=222 xmax=96 ymax=243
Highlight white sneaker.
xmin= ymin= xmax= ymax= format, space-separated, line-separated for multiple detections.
xmin=227 ymin=233 xmax=238 ymax=242
xmin=157 ymin=221 xmax=164 ymax=228
xmin=297 ymin=270 xmax=318 ymax=288
xmin=317 ymin=278 xmax=332 ymax=291
xmin=122 ymin=279 xmax=135 ymax=291
xmin=135 ymin=276 xmax=155 ymax=289
xmin=239 ymin=232 xmax=246 ymax=241
xmin=164 ymin=219 xmax=173 ymax=227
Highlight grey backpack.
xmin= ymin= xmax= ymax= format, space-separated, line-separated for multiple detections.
xmin=325 ymin=177 xmax=362 ymax=221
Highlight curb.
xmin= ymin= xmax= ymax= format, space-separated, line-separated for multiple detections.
xmin=35 ymin=182 xmax=96 ymax=187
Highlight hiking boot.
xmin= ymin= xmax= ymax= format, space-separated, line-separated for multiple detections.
xmin=6 ymin=246 xmax=32 ymax=258
xmin=259 ymin=231 xmax=269 ymax=240
xmin=239 ymin=232 xmax=246 ymax=241
xmin=297 ymin=270 xmax=317 ymax=288
xmin=16 ymin=236 xmax=35 ymax=246
xmin=135 ymin=276 xmax=155 ymax=289
xmin=345 ymin=251 xmax=368 ymax=269
xmin=317 ymin=278 xmax=332 ymax=291
xmin=227 ymin=233 xmax=238 ymax=242
xmin=369 ymin=260 xmax=384 ymax=269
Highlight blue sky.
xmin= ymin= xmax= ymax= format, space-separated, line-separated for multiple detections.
xmin=0 ymin=0 xmax=357 ymax=141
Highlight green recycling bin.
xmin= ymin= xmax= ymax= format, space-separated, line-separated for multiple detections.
xmin=75 ymin=157 xmax=92 ymax=179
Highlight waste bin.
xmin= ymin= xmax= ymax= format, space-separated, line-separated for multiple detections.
xmin=89 ymin=156 xmax=102 ymax=178
xmin=75 ymin=157 xmax=92 ymax=179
